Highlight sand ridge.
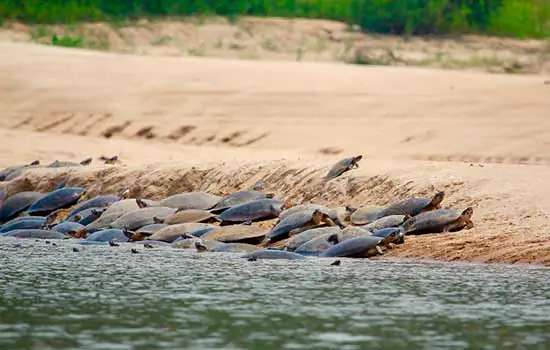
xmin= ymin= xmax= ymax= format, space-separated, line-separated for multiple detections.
xmin=0 ymin=41 xmax=549 ymax=266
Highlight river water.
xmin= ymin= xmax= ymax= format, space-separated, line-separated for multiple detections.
xmin=0 ymin=238 xmax=549 ymax=350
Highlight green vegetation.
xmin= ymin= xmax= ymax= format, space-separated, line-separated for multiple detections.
xmin=0 ymin=0 xmax=549 ymax=39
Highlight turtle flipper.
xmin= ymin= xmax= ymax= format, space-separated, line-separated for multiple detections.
xmin=375 ymin=245 xmax=385 ymax=255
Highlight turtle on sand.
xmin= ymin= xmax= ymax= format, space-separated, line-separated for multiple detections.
xmin=376 ymin=191 xmax=445 ymax=219
xmin=402 ymin=207 xmax=474 ymax=235
xmin=361 ymin=214 xmax=409 ymax=232
xmin=350 ymin=205 xmax=386 ymax=225
xmin=265 ymin=209 xmax=337 ymax=244
xmin=277 ymin=204 xmax=349 ymax=228
xmin=2 ymin=229 xmax=69 ymax=240
xmin=325 ymin=155 xmax=363 ymax=181
xmin=241 ymin=249 xmax=307 ymax=261
xmin=284 ymin=226 xmax=342 ymax=252
xmin=294 ymin=232 xmax=342 ymax=256
xmin=108 ymin=206 xmax=177 ymax=231
xmin=0 ymin=217 xmax=47 ymax=233
xmin=142 ymin=222 xmax=215 ymax=243
xmin=67 ymin=195 xmax=121 ymax=218
xmin=371 ymin=227 xmax=404 ymax=248
xmin=0 ymin=191 xmax=44 ymax=223
xmin=155 ymin=209 xmax=219 ymax=225
xmin=136 ymin=223 xmax=168 ymax=236
xmin=202 ymin=225 xmax=267 ymax=245
xmin=26 ymin=187 xmax=87 ymax=216
xmin=320 ymin=235 xmax=385 ymax=258
xmin=209 ymin=190 xmax=275 ymax=214
xmin=0 ymin=160 xmax=41 ymax=181
xmin=217 ymin=199 xmax=287 ymax=225
xmin=159 ymin=192 xmax=222 ymax=211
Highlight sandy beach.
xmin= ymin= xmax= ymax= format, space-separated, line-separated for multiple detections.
xmin=1 ymin=40 xmax=549 ymax=266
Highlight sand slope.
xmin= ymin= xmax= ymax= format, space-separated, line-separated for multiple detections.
xmin=0 ymin=42 xmax=549 ymax=265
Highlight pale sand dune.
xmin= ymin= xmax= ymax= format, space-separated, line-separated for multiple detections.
xmin=0 ymin=41 xmax=549 ymax=265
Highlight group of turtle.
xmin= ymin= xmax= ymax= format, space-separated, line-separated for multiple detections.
xmin=0 ymin=155 xmax=475 ymax=261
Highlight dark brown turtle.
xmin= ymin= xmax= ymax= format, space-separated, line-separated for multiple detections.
xmin=325 ymin=155 xmax=362 ymax=181
xmin=402 ymin=207 xmax=474 ymax=235
xmin=376 ymin=191 xmax=445 ymax=219
xmin=155 ymin=209 xmax=219 ymax=225
xmin=320 ymin=235 xmax=384 ymax=258
xmin=0 ymin=191 xmax=44 ymax=223
xmin=26 ymin=187 xmax=87 ymax=216
xmin=202 ymin=225 xmax=268 ymax=245
xmin=217 ymin=199 xmax=287 ymax=225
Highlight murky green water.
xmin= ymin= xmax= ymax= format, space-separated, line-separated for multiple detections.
xmin=1 ymin=238 xmax=549 ymax=350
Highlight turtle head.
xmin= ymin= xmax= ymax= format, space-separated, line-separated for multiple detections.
xmin=119 ymin=188 xmax=131 ymax=199
xmin=352 ymin=155 xmax=363 ymax=165
xmin=72 ymin=214 xmax=82 ymax=223
xmin=430 ymin=191 xmax=445 ymax=208
xmin=136 ymin=198 xmax=149 ymax=209
xmin=79 ymin=157 xmax=93 ymax=166
xmin=90 ymin=209 xmax=104 ymax=218
xmin=401 ymin=217 xmax=415 ymax=233
xmin=311 ymin=209 xmax=324 ymax=225
xmin=69 ymin=228 xmax=88 ymax=239
xmin=327 ymin=233 xmax=340 ymax=245
xmin=153 ymin=216 xmax=164 ymax=224
xmin=194 ymin=241 xmax=209 ymax=252
xmin=461 ymin=207 xmax=474 ymax=220
xmin=265 ymin=193 xmax=275 ymax=199
xmin=29 ymin=160 xmax=40 ymax=166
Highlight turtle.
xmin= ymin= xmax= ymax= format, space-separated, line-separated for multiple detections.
xmin=67 ymin=194 xmax=121 ymax=218
xmin=371 ymin=227 xmax=404 ymax=247
xmin=217 ymin=199 xmax=287 ymax=225
xmin=202 ymin=225 xmax=268 ymax=245
xmin=265 ymin=209 xmax=337 ymax=244
xmin=277 ymin=204 xmax=348 ymax=228
xmin=340 ymin=226 xmax=373 ymax=241
xmin=85 ymin=228 xmax=131 ymax=242
xmin=376 ymin=191 xmax=445 ymax=219
xmin=26 ymin=187 xmax=87 ymax=216
xmin=144 ymin=223 xmax=216 ymax=243
xmin=99 ymin=155 xmax=119 ymax=165
xmin=325 ymin=155 xmax=363 ymax=181
xmin=2 ymin=229 xmax=69 ymax=240
xmin=159 ymin=192 xmax=222 ymax=211
xmin=155 ymin=209 xmax=220 ymax=225
xmin=294 ymin=232 xmax=342 ymax=256
xmin=209 ymin=190 xmax=275 ymax=214
xmin=47 ymin=157 xmax=92 ymax=168
xmin=350 ymin=205 xmax=386 ymax=225
xmin=402 ymin=207 xmax=474 ymax=235
xmin=0 ymin=217 xmax=47 ymax=233
xmin=85 ymin=211 xmax=125 ymax=232
xmin=136 ymin=223 xmax=169 ymax=236
xmin=51 ymin=221 xmax=87 ymax=236
xmin=195 ymin=240 xmax=261 ymax=253
xmin=241 ymin=249 xmax=307 ymax=261
xmin=361 ymin=214 xmax=409 ymax=232
xmin=0 ymin=160 xmax=41 ymax=181
xmin=320 ymin=235 xmax=385 ymax=258
xmin=101 ymin=197 xmax=156 ymax=217
xmin=0 ymin=191 xmax=45 ymax=223
xmin=171 ymin=234 xmax=202 ymax=249
xmin=284 ymin=226 xmax=342 ymax=252
xmin=66 ymin=207 xmax=104 ymax=224
xmin=108 ymin=206 xmax=177 ymax=231
xmin=187 ymin=226 xmax=217 ymax=237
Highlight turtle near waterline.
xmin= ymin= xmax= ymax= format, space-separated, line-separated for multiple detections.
xmin=402 ymin=207 xmax=474 ymax=235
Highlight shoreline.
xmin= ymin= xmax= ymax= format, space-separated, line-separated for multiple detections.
xmin=2 ymin=159 xmax=548 ymax=267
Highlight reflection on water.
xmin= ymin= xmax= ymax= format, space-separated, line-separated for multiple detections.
xmin=0 ymin=238 xmax=549 ymax=349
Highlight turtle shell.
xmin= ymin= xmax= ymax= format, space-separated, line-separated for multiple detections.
xmin=340 ymin=226 xmax=372 ymax=241
xmin=52 ymin=221 xmax=86 ymax=235
xmin=148 ymin=223 xmax=215 ymax=243
xmin=372 ymin=227 xmax=403 ymax=246
xmin=86 ymin=212 xmax=124 ymax=232
xmin=325 ymin=155 xmax=362 ymax=180
xmin=211 ymin=242 xmax=261 ymax=253
xmin=218 ymin=199 xmax=285 ymax=224
xmin=102 ymin=198 xmax=157 ymax=217
xmin=278 ymin=204 xmax=327 ymax=221
xmin=320 ymin=235 xmax=383 ymax=258
xmin=85 ymin=228 xmax=130 ymax=242
xmin=161 ymin=209 xmax=218 ymax=225
xmin=210 ymin=190 xmax=271 ymax=213
xmin=26 ymin=187 xmax=86 ymax=216
xmin=136 ymin=223 xmax=168 ymax=235
xmin=109 ymin=207 xmax=177 ymax=231
xmin=0 ymin=217 xmax=47 ymax=233
xmin=284 ymin=226 xmax=342 ymax=251
xmin=241 ymin=249 xmax=306 ymax=260
xmin=2 ymin=229 xmax=68 ymax=239
xmin=362 ymin=215 xmax=408 ymax=231
xmin=159 ymin=192 xmax=221 ymax=210
xmin=0 ymin=191 xmax=44 ymax=222
xmin=403 ymin=208 xmax=473 ymax=235
xmin=67 ymin=195 xmax=120 ymax=217
xmin=267 ymin=210 xmax=324 ymax=242
xmin=350 ymin=205 xmax=385 ymax=225
xmin=202 ymin=225 xmax=267 ymax=244
xmin=294 ymin=232 xmax=342 ymax=256
xmin=377 ymin=192 xmax=445 ymax=219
